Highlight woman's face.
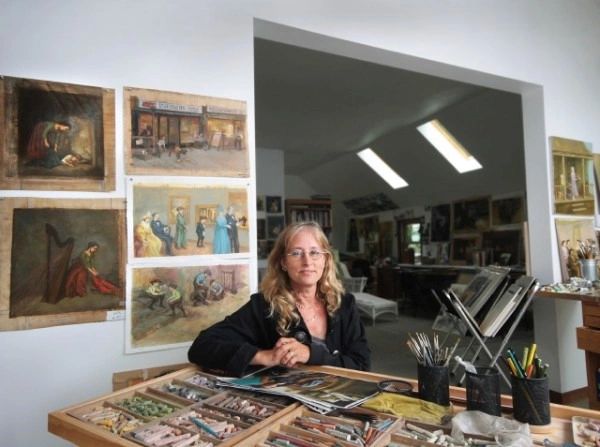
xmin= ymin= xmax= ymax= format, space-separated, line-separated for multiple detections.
xmin=281 ymin=229 xmax=326 ymax=291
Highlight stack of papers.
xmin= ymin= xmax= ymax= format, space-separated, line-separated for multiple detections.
xmin=218 ymin=366 xmax=380 ymax=414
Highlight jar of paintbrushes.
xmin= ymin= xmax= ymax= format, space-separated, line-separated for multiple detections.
xmin=406 ymin=332 xmax=459 ymax=406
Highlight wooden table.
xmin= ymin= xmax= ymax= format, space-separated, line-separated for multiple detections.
xmin=536 ymin=289 xmax=600 ymax=410
xmin=49 ymin=364 xmax=600 ymax=446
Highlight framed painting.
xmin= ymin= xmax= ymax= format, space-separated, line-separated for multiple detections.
xmin=491 ymin=195 xmax=525 ymax=228
xmin=452 ymin=196 xmax=490 ymax=233
xmin=0 ymin=198 xmax=125 ymax=331
xmin=430 ymin=204 xmax=451 ymax=242
xmin=257 ymin=239 xmax=269 ymax=259
xmin=551 ymin=136 xmax=594 ymax=215
xmin=256 ymin=195 xmax=265 ymax=212
xmin=266 ymin=195 xmax=282 ymax=214
xmin=126 ymin=260 xmax=250 ymax=352
xmin=257 ymin=218 xmax=266 ymax=240
xmin=555 ymin=217 xmax=595 ymax=282
xmin=267 ymin=215 xmax=285 ymax=240
xmin=123 ymin=86 xmax=249 ymax=177
xmin=451 ymin=235 xmax=480 ymax=265
xmin=481 ymin=230 xmax=523 ymax=267
xmin=0 ymin=76 xmax=115 ymax=191
xmin=168 ymin=196 xmax=191 ymax=225
xmin=128 ymin=177 xmax=250 ymax=258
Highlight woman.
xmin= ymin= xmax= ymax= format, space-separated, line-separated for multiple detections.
xmin=64 ymin=241 xmax=121 ymax=298
xmin=188 ymin=222 xmax=370 ymax=376
xmin=134 ymin=214 xmax=163 ymax=257
xmin=212 ymin=206 xmax=231 ymax=254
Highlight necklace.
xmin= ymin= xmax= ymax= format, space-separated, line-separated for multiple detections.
xmin=295 ymin=299 xmax=321 ymax=323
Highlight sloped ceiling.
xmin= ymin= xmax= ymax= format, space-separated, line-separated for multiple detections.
xmin=254 ymin=38 xmax=526 ymax=209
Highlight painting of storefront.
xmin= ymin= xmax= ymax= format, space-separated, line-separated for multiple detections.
xmin=124 ymin=87 xmax=249 ymax=177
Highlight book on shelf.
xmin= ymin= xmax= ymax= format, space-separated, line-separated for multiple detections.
xmin=217 ymin=366 xmax=380 ymax=414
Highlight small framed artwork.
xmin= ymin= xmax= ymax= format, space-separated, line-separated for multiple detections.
xmin=453 ymin=197 xmax=490 ymax=233
xmin=126 ymin=260 xmax=250 ymax=352
xmin=267 ymin=215 xmax=285 ymax=240
xmin=168 ymin=196 xmax=191 ymax=225
xmin=1 ymin=198 xmax=125 ymax=331
xmin=555 ymin=217 xmax=595 ymax=282
xmin=430 ymin=204 xmax=451 ymax=242
xmin=551 ymin=136 xmax=594 ymax=215
xmin=451 ymin=235 xmax=480 ymax=265
xmin=256 ymin=195 xmax=265 ymax=212
xmin=123 ymin=86 xmax=249 ymax=177
xmin=491 ymin=196 xmax=524 ymax=228
xmin=129 ymin=177 xmax=250 ymax=258
xmin=266 ymin=196 xmax=282 ymax=214
xmin=257 ymin=240 xmax=269 ymax=259
xmin=257 ymin=218 xmax=266 ymax=240
xmin=0 ymin=76 xmax=116 ymax=191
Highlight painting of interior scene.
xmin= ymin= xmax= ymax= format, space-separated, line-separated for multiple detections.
xmin=552 ymin=136 xmax=594 ymax=215
xmin=1 ymin=77 xmax=108 ymax=180
xmin=132 ymin=181 xmax=249 ymax=257
xmin=555 ymin=218 xmax=596 ymax=282
xmin=127 ymin=263 xmax=249 ymax=351
xmin=124 ymin=86 xmax=248 ymax=177
xmin=9 ymin=208 xmax=123 ymax=318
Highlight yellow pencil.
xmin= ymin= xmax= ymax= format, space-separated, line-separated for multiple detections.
xmin=506 ymin=356 xmax=518 ymax=376
xmin=527 ymin=343 xmax=537 ymax=368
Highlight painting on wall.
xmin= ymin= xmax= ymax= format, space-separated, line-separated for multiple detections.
xmin=555 ymin=217 xmax=596 ymax=282
xmin=451 ymin=235 xmax=480 ymax=265
xmin=343 ymin=193 xmax=398 ymax=215
xmin=481 ymin=230 xmax=523 ymax=267
xmin=123 ymin=86 xmax=248 ymax=177
xmin=129 ymin=177 xmax=250 ymax=258
xmin=491 ymin=196 xmax=524 ymax=228
xmin=257 ymin=218 xmax=266 ymax=240
xmin=452 ymin=197 xmax=490 ymax=233
xmin=430 ymin=204 xmax=451 ymax=242
xmin=126 ymin=261 xmax=250 ymax=352
xmin=0 ymin=198 xmax=125 ymax=331
xmin=552 ymin=136 xmax=594 ymax=215
xmin=267 ymin=215 xmax=285 ymax=240
xmin=256 ymin=195 xmax=265 ymax=212
xmin=266 ymin=196 xmax=282 ymax=214
xmin=0 ymin=76 xmax=116 ymax=191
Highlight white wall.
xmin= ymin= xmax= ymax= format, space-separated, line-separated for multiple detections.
xmin=1 ymin=1 xmax=599 ymax=445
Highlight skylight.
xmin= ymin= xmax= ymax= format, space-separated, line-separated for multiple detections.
xmin=417 ymin=119 xmax=482 ymax=173
xmin=357 ymin=148 xmax=408 ymax=189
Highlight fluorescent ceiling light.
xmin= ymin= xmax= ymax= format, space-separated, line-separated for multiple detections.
xmin=417 ymin=119 xmax=482 ymax=173
xmin=357 ymin=148 xmax=408 ymax=189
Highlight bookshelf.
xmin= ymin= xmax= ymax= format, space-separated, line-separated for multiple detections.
xmin=285 ymin=198 xmax=332 ymax=233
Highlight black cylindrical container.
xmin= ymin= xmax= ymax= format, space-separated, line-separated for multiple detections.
xmin=465 ymin=366 xmax=501 ymax=416
xmin=417 ymin=364 xmax=450 ymax=406
xmin=511 ymin=375 xmax=550 ymax=425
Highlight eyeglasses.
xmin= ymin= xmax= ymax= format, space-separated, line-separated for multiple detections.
xmin=286 ymin=249 xmax=328 ymax=260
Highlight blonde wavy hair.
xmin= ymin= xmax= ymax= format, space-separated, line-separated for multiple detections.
xmin=260 ymin=221 xmax=344 ymax=335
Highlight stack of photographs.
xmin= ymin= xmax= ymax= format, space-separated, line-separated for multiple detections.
xmin=217 ymin=367 xmax=380 ymax=414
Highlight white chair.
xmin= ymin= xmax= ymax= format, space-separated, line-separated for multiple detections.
xmin=337 ymin=262 xmax=367 ymax=293
xmin=336 ymin=262 xmax=398 ymax=325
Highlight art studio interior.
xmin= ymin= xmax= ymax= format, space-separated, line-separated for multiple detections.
xmin=1 ymin=1 xmax=600 ymax=446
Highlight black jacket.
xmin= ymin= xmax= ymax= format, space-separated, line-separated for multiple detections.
xmin=188 ymin=292 xmax=371 ymax=376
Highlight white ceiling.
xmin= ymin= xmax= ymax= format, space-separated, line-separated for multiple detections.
xmin=254 ymin=38 xmax=526 ymax=210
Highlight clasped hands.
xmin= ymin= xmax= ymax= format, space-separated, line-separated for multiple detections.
xmin=253 ymin=337 xmax=310 ymax=368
